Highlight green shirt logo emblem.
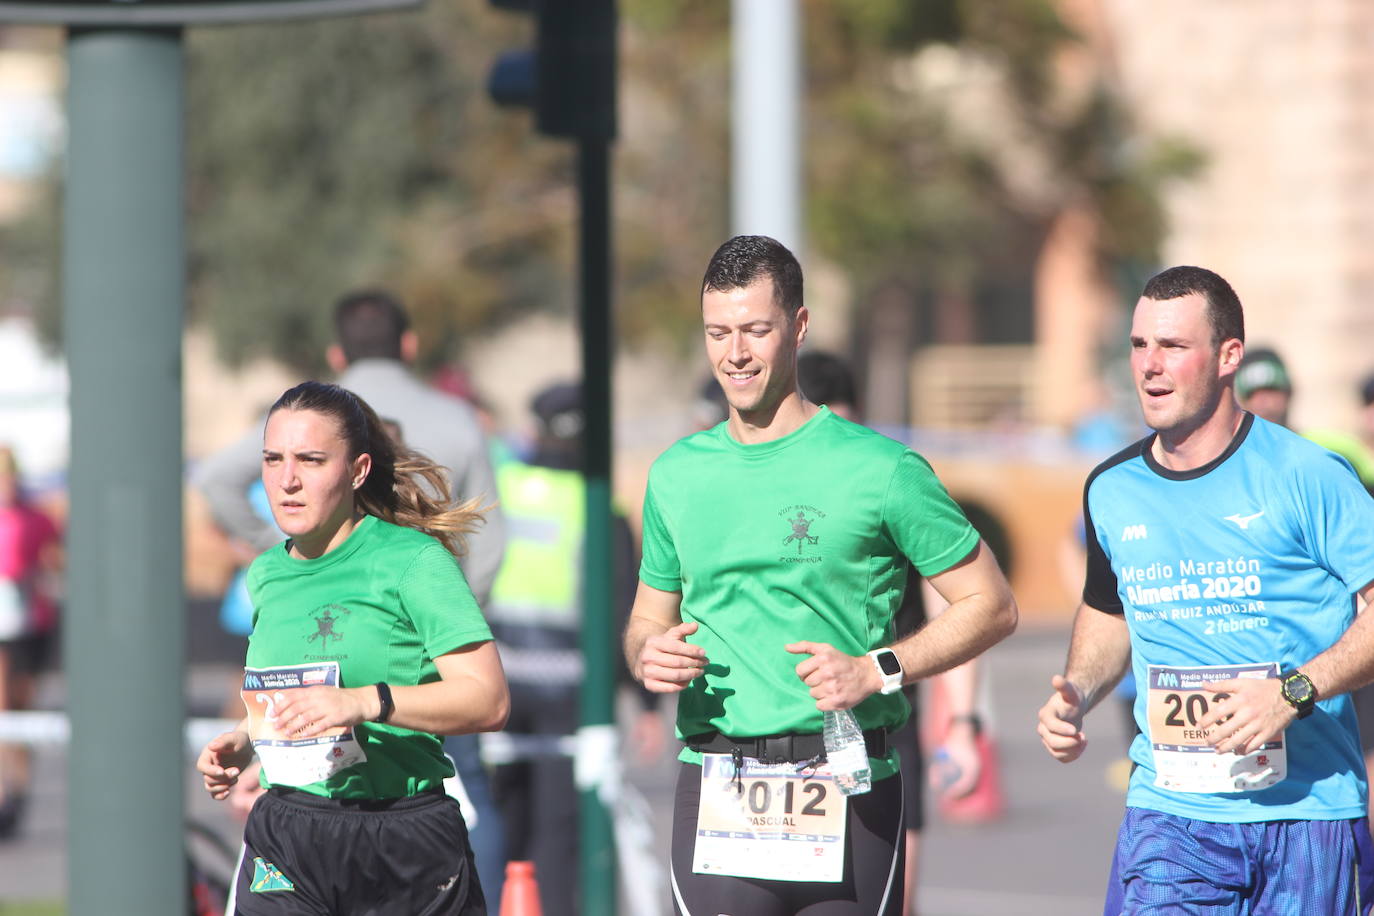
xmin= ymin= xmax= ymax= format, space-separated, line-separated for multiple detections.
xmin=306 ymin=605 xmax=349 ymax=651
xmin=783 ymin=509 xmax=820 ymax=554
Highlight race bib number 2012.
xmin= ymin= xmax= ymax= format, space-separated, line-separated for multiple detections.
xmin=693 ymin=754 xmax=847 ymax=883
xmin=1146 ymin=663 xmax=1285 ymax=794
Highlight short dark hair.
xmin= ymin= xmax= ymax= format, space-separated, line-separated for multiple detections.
xmin=333 ymin=290 xmax=410 ymax=362
xmin=701 ymin=235 xmax=804 ymax=318
xmin=1140 ymin=266 xmax=1244 ymax=348
xmin=798 ymin=351 xmax=858 ymax=410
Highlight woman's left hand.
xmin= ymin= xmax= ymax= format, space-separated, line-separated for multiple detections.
xmin=269 ymin=686 xmax=378 ymax=739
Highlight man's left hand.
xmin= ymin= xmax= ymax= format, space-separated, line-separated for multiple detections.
xmin=1198 ymin=677 xmax=1297 ymax=754
xmin=786 ymin=641 xmax=881 ymax=711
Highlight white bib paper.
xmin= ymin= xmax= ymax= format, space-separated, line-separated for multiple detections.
xmin=1147 ymin=662 xmax=1286 ymax=794
xmin=242 ymin=662 xmax=367 ymax=787
xmin=692 ymin=753 xmax=847 ymax=883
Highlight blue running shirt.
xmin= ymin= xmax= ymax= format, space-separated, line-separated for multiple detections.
xmin=1083 ymin=413 xmax=1374 ymax=822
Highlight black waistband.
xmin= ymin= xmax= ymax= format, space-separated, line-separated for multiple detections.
xmin=686 ymin=728 xmax=887 ymax=765
xmin=265 ymin=785 xmax=449 ymax=813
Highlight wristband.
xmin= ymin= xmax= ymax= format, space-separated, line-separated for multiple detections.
xmin=949 ymin=713 xmax=983 ymax=736
xmin=372 ymin=682 xmax=395 ymax=723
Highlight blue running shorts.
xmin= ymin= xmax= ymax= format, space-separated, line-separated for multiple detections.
xmin=1105 ymin=807 xmax=1374 ymax=915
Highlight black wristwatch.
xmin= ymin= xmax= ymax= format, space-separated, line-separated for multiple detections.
xmin=1279 ymin=670 xmax=1317 ymax=719
xmin=372 ymin=682 xmax=395 ymax=723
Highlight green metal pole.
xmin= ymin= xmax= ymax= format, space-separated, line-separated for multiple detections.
xmin=577 ymin=135 xmax=617 ymax=915
xmin=62 ymin=27 xmax=186 ymax=916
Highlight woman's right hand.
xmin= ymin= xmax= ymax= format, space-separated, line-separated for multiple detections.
xmin=197 ymin=730 xmax=254 ymax=800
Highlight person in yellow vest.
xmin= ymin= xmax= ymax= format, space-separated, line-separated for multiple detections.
xmin=1305 ymin=371 xmax=1374 ymax=495
xmin=1236 ymin=349 xmax=1374 ymax=490
xmin=1305 ymin=370 xmax=1374 ymax=821
xmin=486 ymin=382 xmax=658 ymax=916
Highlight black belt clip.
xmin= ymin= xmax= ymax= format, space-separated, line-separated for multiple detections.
xmin=754 ymin=734 xmax=809 ymax=766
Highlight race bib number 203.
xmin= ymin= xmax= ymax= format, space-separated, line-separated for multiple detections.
xmin=1146 ymin=662 xmax=1286 ymax=794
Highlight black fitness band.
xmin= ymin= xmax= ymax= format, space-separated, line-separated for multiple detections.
xmin=948 ymin=713 xmax=983 ymax=736
xmin=372 ymin=682 xmax=395 ymax=723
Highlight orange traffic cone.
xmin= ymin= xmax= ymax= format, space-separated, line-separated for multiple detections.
xmin=499 ymin=861 xmax=543 ymax=916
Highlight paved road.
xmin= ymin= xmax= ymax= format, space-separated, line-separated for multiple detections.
xmin=0 ymin=623 xmax=1130 ymax=915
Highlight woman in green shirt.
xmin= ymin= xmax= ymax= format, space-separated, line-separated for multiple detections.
xmin=197 ymin=381 xmax=508 ymax=915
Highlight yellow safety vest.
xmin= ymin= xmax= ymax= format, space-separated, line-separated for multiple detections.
xmin=487 ymin=461 xmax=584 ymax=631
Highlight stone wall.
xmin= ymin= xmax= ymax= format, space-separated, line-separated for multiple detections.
xmin=1104 ymin=0 xmax=1374 ymax=429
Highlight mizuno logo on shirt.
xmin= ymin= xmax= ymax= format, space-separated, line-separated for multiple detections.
xmin=1121 ymin=524 xmax=1148 ymax=541
xmin=1224 ymin=511 xmax=1265 ymax=530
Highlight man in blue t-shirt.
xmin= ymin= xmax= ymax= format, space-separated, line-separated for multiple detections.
xmin=1038 ymin=265 xmax=1374 ymax=915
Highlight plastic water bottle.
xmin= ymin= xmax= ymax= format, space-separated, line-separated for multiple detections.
xmin=823 ymin=708 xmax=872 ymax=796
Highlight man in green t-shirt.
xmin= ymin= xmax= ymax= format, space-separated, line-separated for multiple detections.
xmin=624 ymin=235 xmax=1019 ymax=916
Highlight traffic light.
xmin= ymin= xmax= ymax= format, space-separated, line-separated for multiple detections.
xmin=487 ymin=0 xmax=617 ymax=141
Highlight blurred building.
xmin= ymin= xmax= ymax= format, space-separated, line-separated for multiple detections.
xmin=1106 ymin=0 xmax=1374 ymax=432
xmin=858 ymin=0 xmax=1374 ymax=617
xmin=908 ymin=0 xmax=1374 ymax=437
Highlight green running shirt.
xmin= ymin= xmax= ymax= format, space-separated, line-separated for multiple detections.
xmin=245 ymin=515 xmax=492 ymax=799
xmin=639 ymin=407 xmax=979 ymax=779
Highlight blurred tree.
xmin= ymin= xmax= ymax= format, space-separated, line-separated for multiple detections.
xmin=0 ymin=5 xmax=572 ymax=374
xmin=189 ymin=0 xmax=737 ymax=371
xmin=185 ymin=3 xmax=571 ymax=374
xmin=0 ymin=0 xmax=1197 ymax=383
xmin=0 ymin=163 xmax=60 ymax=342
xmin=808 ymin=0 xmax=1202 ymax=345
xmin=612 ymin=2 xmax=731 ymax=348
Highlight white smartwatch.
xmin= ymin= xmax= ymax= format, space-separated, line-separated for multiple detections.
xmin=867 ymin=648 xmax=904 ymax=695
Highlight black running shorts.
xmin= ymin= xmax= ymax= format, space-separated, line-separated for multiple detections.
xmin=227 ymin=787 xmax=485 ymax=916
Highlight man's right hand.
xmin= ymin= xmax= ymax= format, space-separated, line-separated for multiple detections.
xmin=636 ymin=621 xmax=708 ymax=693
xmin=1037 ymin=674 xmax=1088 ymax=763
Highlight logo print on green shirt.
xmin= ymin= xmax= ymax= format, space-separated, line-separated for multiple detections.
xmin=782 ymin=508 xmax=820 ymax=554
xmin=250 ymin=857 xmax=296 ymax=893
xmin=306 ymin=605 xmax=348 ymax=651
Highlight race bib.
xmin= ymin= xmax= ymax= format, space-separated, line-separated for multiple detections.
xmin=242 ymin=663 xmax=367 ymax=787
xmin=693 ymin=753 xmax=847 ymax=883
xmin=1146 ymin=663 xmax=1285 ymax=794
